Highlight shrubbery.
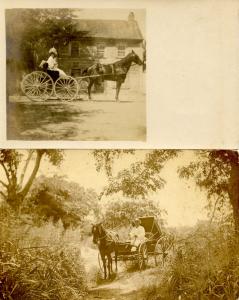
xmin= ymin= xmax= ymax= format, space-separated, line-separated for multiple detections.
xmin=141 ymin=222 xmax=239 ymax=300
xmin=0 ymin=205 xmax=87 ymax=300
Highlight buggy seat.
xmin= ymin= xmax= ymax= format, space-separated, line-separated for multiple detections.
xmin=46 ymin=69 xmax=60 ymax=82
xmin=40 ymin=61 xmax=60 ymax=82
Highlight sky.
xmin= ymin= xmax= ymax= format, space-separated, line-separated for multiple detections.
xmin=33 ymin=150 xmax=209 ymax=227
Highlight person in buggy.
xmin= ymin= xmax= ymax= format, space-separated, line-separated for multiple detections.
xmin=39 ymin=47 xmax=66 ymax=77
xmin=128 ymin=218 xmax=145 ymax=252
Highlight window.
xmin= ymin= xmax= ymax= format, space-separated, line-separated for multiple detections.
xmin=71 ymin=42 xmax=79 ymax=57
xmin=59 ymin=44 xmax=69 ymax=56
xmin=117 ymin=44 xmax=126 ymax=57
xmin=97 ymin=43 xmax=105 ymax=58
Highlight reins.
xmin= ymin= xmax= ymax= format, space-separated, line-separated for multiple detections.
xmin=78 ymin=60 xmax=141 ymax=80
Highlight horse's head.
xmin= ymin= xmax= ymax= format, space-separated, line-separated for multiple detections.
xmin=92 ymin=223 xmax=105 ymax=245
xmin=130 ymin=50 xmax=143 ymax=66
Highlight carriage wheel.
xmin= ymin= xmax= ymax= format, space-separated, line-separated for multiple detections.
xmin=21 ymin=71 xmax=54 ymax=102
xmin=76 ymin=78 xmax=89 ymax=96
xmin=154 ymin=239 xmax=165 ymax=266
xmin=138 ymin=243 xmax=148 ymax=270
xmin=54 ymin=76 xmax=78 ymax=101
xmin=154 ymin=236 xmax=175 ymax=266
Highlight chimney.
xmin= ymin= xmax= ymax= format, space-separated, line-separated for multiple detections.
xmin=128 ymin=12 xmax=135 ymax=23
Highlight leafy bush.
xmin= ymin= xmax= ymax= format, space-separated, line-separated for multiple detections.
xmin=140 ymin=222 xmax=239 ymax=300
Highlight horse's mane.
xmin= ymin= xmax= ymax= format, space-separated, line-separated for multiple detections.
xmin=114 ymin=52 xmax=133 ymax=65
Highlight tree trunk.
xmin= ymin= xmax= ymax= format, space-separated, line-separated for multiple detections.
xmin=20 ymin=151 xmax=43 ymax=199
xmin=228 ymin=160 xmax=239 ymax=236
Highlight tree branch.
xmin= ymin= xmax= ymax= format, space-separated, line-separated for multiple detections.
xmin=209 ymin=197 xmax=221 ymax=224
xmin=0 ymin=161 xmax=10 ymax=183
xmin=20 ymin=150 xmax=44 ymax=199
xmin=0 ymin=180 xmax=8 ymax=188
xmin=0 ymin=190 xmax=7 ymax=199
xmin=19 ymin=150 xmax=34 ymax=188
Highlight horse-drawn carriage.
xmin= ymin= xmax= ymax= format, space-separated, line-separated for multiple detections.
xmin=21 ymin=69 xmax=89 ymax=102
xmin=95 ymin=216 xmax=174 ymax=278
xmin=21 ymin=50 xmax=143 ymax=102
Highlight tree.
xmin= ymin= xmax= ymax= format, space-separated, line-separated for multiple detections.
xmin=0 ymin=150 xmax=64 ymax=210
xmin=24 ymin=175 xmax=99 ymax=228
xmin=6 ymin=9 xmax=86 ymax=71
xmin=102 ymin=198 xmax=165 ymax=229
xmin=179 ymin=150 xmax=239 ymax=235
xmin=93 ymin=150 xmax=178 ymax=199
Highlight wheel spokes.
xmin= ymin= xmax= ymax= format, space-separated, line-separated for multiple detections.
xmin=55 ymin=77 xmax=78 ymax=101
xmin=21 ymin=71 xmax=53 ymax=101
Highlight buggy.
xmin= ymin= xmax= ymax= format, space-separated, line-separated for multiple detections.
xmin=98 ymin=216 xmax=174 ymax=271
xmin=21 ymin=66 xmax=90 ymax=102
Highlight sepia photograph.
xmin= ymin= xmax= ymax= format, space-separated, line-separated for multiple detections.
xmin=1 ymin=149 xmax=239 ymax=299
xmin=6 ymin=8 xmax=146 ymax=141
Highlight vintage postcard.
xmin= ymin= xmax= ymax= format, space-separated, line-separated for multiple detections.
xmin=0 ymin=149 xmax=239 ymax=299
xmin=5 ymin=8 xmax=146 ymax=141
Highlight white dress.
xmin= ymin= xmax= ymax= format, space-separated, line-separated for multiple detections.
xmin=47 ymin=56 xmax=66 ymax=77
xmin=129 ymin=225 xmax=145 ymax=247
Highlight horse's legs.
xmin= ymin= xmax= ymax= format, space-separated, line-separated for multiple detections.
xmin=88 ymin=79 xmax=94 ymax=100
xmin=101 ymin=254 xmax=107 ymax=279
xmin=115 ymin=81 xmax=122 ymax=101
xmin=115 ymin=250 xmax=118 ymax=272
xmin=107 ymin=253 xmax=112 ymax=279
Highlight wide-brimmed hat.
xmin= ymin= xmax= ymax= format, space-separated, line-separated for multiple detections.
xmin=49 ymin=47 xmax=57 ymax=55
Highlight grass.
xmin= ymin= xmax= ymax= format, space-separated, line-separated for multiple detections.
xmin=0 ymin=207 xmax=88 ymax=300
xmin=139 ymin=222 xmax=239 ymax=300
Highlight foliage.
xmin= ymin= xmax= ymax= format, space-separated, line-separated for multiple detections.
xmin=6 ymin=9 xmax=82 ymax=71
xmin=93 ymin=150 xmax=135 ymax=177
xmin=141 ymin=221 xmax=239 ymax=300
xmin=23 ymin=175 xmax=99 ymax=229
xmin=102 ymin=198 xmax=165 ymax=229
xmin=0 ymin=206 xmax=87 ymax=300
xmin=94 ymin=150 xmax=178 ymax=198
xmin=0 ymin=150 xmax=64 ymax=209
xmin=178 ymin=150 xmax=239 ymax=234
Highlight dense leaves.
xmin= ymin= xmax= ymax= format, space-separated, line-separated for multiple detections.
xmin=95 ymin=150 xmax=178 ymax=198
xmin=6 ymin=9 xmax=84 ymax=71
xmin=24 ymin=175 xmax=99 ymax=229
xmin=102 ymin=198 xmax=165 ymax=229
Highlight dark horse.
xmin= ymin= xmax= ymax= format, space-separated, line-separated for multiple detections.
xmin=84 ymin=50 xmax=143 ymax=101
xmin=92 ymin=223 xmax=118 ymax=279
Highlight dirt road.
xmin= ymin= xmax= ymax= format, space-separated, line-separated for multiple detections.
xmin=7 ymin=92 xmax=146 ymax=141
xmin=81 ymin=242 xmax=160 ymax=300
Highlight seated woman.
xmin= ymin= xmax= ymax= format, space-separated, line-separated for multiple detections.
xmin=47 ymin=47 xmax=66 ymax=77
xmin=128 ymin=218 xmax=145 ymax=252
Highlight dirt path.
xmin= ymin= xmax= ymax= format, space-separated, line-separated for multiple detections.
xmin=7 ymin=92 xmax=146 ymax=141
xmin=81 ymin=241 xmax=161 ymax=300
xmin=85 ymin=268 xmax=158 ymax=300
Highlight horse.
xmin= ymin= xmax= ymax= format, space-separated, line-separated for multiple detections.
xmin=92 ymin=223 xmax=118 ymax=279
xmin=83 ymin=50 xmax=143 ymax=101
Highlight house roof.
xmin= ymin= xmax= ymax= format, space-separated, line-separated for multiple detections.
xmin=74 ymin=19 xmax=143 ymax=40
